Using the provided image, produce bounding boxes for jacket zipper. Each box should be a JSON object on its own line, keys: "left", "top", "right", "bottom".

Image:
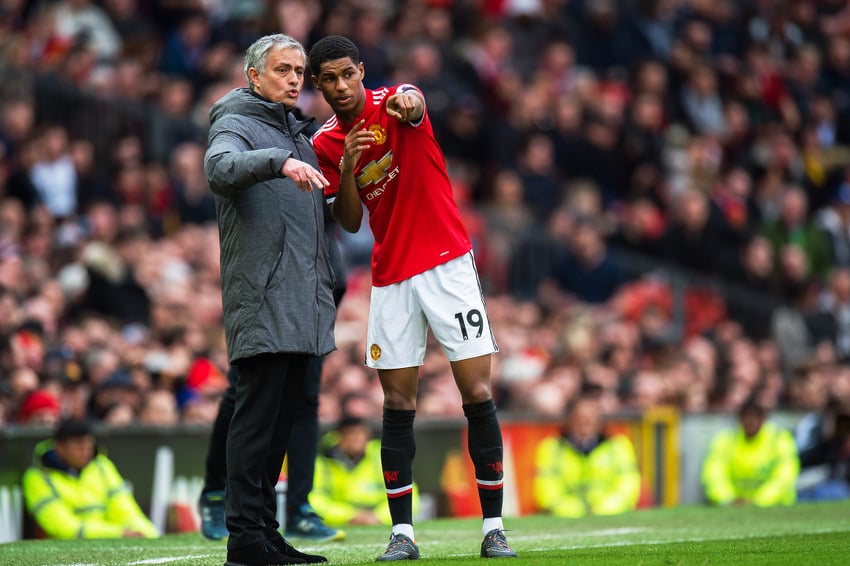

{"left": 287, "top": 110, "right": 323, "bottom": 352}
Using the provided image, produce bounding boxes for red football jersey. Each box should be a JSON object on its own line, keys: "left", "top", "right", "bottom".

{"left": 312, "top": 85, "right": 471, "bottom": 287}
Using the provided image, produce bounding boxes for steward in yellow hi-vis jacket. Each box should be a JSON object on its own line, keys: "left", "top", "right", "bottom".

{"left": 534, "top": 396, "right": 641, "bottom": 518}
{"left": 702, "top": 401, "right": 799, "bottom": 507}
{"left": 309, "top": 416, "right": 419, "bottom": 526}
{"left": 22, "top": 419, "right": 159, "bottom": 539}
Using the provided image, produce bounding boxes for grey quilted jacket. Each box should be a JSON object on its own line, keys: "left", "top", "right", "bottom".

{"left": 204, "top": 88, "right": 336, "bottom": 362}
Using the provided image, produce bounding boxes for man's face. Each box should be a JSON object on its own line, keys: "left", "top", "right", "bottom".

{"left": 569, "top": 399, "right": 602, "bottom": 444}
{"left": 249, "top": 46, "right": 304, "bottom": 108}
{"left": 55, "top": 434, "right": 95, "bottom": 471}
{"left": 740, "top": 411, "right": 765, "bottom": 438}
{"left": 311, "top": 57, "right": 366, "bottom": 119}
{"left": 338, "top": 423, "right": 371, "bottom": 459}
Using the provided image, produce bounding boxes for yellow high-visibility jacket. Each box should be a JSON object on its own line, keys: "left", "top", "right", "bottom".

{"left": 309, "top": 437, "right": 419, "bottom": 526}
{"left": 533, "top": 433, "right": 641, "bottom": 518}
{"left": 702, "top": 422, "right": 799, "bottom": 507}
{"left": 22, "top": 440, "right": 160, "bottom": 539}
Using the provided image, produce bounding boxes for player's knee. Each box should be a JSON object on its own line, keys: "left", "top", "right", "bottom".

{"left": 383, "top": 389, "right": 416, "bottom": 410}
{"left": 459, "top": 381, "right": 492, "bottom": 405}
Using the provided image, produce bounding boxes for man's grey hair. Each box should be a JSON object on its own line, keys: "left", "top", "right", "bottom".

{"left": 244, "top": 34, "right": 306, "bottom": 90}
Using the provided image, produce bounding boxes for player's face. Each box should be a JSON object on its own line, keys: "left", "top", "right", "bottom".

{"left": 311, "top": 57, "right": 366, "bottom": 122}
{"left": 249, "top": 46, "right": 304, "bottom": 109}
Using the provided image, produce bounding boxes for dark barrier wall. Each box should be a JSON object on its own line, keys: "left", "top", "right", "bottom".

{"left": 0, "top": 410, "right": 682, "bottom": 523}
{"left": 0, "top": 424, "right": 212, "bottom": 507}
{"left": 0, "top": 420, "right": 473, "bottom": 518}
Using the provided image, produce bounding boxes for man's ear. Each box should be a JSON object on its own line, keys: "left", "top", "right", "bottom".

{"left": 247, "top": 67, "right": 259, "bottom": 90}
{"left": 359, "top": 62, "right": 365, "bottom": 82}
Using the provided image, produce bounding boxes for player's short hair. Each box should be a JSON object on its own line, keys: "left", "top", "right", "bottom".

{"left": 308, "top": 35, "right": 360, "bottom": 76}
{"left": 244, "top": 34, "right": 306, "bottom": 90}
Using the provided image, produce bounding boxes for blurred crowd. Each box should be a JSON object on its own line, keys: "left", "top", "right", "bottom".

{"left": 2, "top": 0, "right": 850, "bottom": 432}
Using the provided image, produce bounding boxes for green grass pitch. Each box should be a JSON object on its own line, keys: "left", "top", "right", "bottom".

{"left": 1, "top": 501, "right": 848, "bottom": 565}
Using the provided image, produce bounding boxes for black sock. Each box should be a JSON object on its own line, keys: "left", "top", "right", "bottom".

{"left": 381, "top": 408, "right": 416, "bottom": 525}
{"left": 463, "top": 399, "right": 504, "bottom": 519}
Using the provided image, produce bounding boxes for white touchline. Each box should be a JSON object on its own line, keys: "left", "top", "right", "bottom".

{"left": 126, "top": 554, "right": 216, "bottom": 565}
{"left": 528, "top": 526, "right": 850, "bottom": 551}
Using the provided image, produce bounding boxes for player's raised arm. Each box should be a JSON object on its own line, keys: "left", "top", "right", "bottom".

{"left": 331, "top": 118, "right": 373, "bottom": 232}
{"left": 385, "top": 86, "right": 424, "bottom": 123}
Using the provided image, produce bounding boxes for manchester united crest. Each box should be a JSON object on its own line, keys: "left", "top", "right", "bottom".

{"left": 370, "top": 343, "right": 382, "bottom": 361}
{"left": 369, "top": 124, "right": 387, "bottom": 145}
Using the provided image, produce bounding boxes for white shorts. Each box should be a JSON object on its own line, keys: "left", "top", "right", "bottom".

{"left": 365, "top": 252, "right": 499, "bottom": 369}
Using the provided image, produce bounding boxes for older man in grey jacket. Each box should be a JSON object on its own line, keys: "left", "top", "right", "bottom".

{"left": 204, "top": 34, "right": 335, "bottom": 566}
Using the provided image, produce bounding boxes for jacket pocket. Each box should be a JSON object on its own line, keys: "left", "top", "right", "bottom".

{"left": 264, "top": 226, "right": 287, "bottom": 289}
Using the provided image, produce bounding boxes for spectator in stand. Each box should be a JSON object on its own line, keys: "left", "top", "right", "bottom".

{"left": 480, "top": 169, "right": 534, "bottom": 293}
{"left": 564, "top": 112, "right": 626, "bottom": 205}
{"left": 102, "top": 0, "right": 157, "bottom": 58}
{"left": 712, "top": 167, "right": 761, "bottom": 243}
{"left": 152, "top": 78, "right": 203, "bottom": 160}
{"left": 78, "top": 229, "right": 151, "bottom": 326}
{"left": 169, "top": 142, "right": 217, "bottom": 225}
{"left": 555, "top": 218, "right": 626, "bottom": 305}
{"left": 22, "top": 418, "right": 159, "bottom": 539}
{"left": 621, "top": 91, "right": 666, "bottom": 202}
{"left": 680, "top": 64, "right": 726, "bottom": 137}
{"left": 87, "top": 369, "right": 141, "bottom": 423}
{"left": 820, "top": 34, "right": 850, "bottom": 99}
{"left": 702, "top": 400, "right": 800, "bottom": 507}
{"left": 723, "top": 234, "right": 782, "bottom": 340}
{"left": 726, "top": 234, "right": 776, "bottom": 292}
{"left": 796, "top": 402, "right": 850, "bottom": 502}
{"left": 762, "top": 186, "right": 833, "bottom": 281}
{"left": 609, "top": 197, "right": 665, "bottom": 257}
{"left": 660, "top": 188, "right": 736, "bottom": 275}
{"left": 816, "top": 183, "right": 850, "bottom": 268}
{"left": 176, "top": 356, "right": 227, "bottom": 425}
{"left": 573, "top": 0, "right": 641, "bottom": 73}
{"left": 138, "top": 388, "right": 178, "bottom": 425}
{"left": 159, "top": 10, "right": 209, "bottom": 76}
{"left": 310, "top": 415, "right": 420, "bottom": 528}
{"left": 29, "top": 125, "right": 78, "bottom": 220}
{"left": 790, "top": 363, "right": 836, "bottom": 492}
{"left": 507, "top": 207, "right": 574, "bottom": 300}
{"left": 4, "top": 366, "right": 38, "bottom": 409}
{"left": 533, "top": 394, "right": 641, "bottom": 518}
{"left": 17, "top": 388, "right": 62, "bottom": 427}
{"left": 52, "top": 0, "right": 122, "bottom": 64}
{"left": 515, "top": 132, "right": 562, "bottom": 222}
{"left": 773, "top": 244, "right": 816, "bottom": 303}
{"left": 816, "top": 267, "right": 850, "bottom": 361}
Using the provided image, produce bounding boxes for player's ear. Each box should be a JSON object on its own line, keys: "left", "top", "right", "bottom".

{"left": 359, "top": 62, "right": 365, "bottom": 82}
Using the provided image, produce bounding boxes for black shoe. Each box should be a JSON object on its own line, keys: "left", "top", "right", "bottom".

{"left": 376, "top": 533, "right": 420, "bottom": 561}
{"left": 224, "top": 540, "right": 306, "bottom": 565}
{"left": 480, "top": 529, "right": 517, "bottom": 558}
{"left": 267, "top": 533, "right": 328, "bottom": 564}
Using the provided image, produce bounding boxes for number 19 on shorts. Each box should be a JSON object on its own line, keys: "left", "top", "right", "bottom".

{"left": 454, "top": 309, "right": 484, "bottom": 340}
